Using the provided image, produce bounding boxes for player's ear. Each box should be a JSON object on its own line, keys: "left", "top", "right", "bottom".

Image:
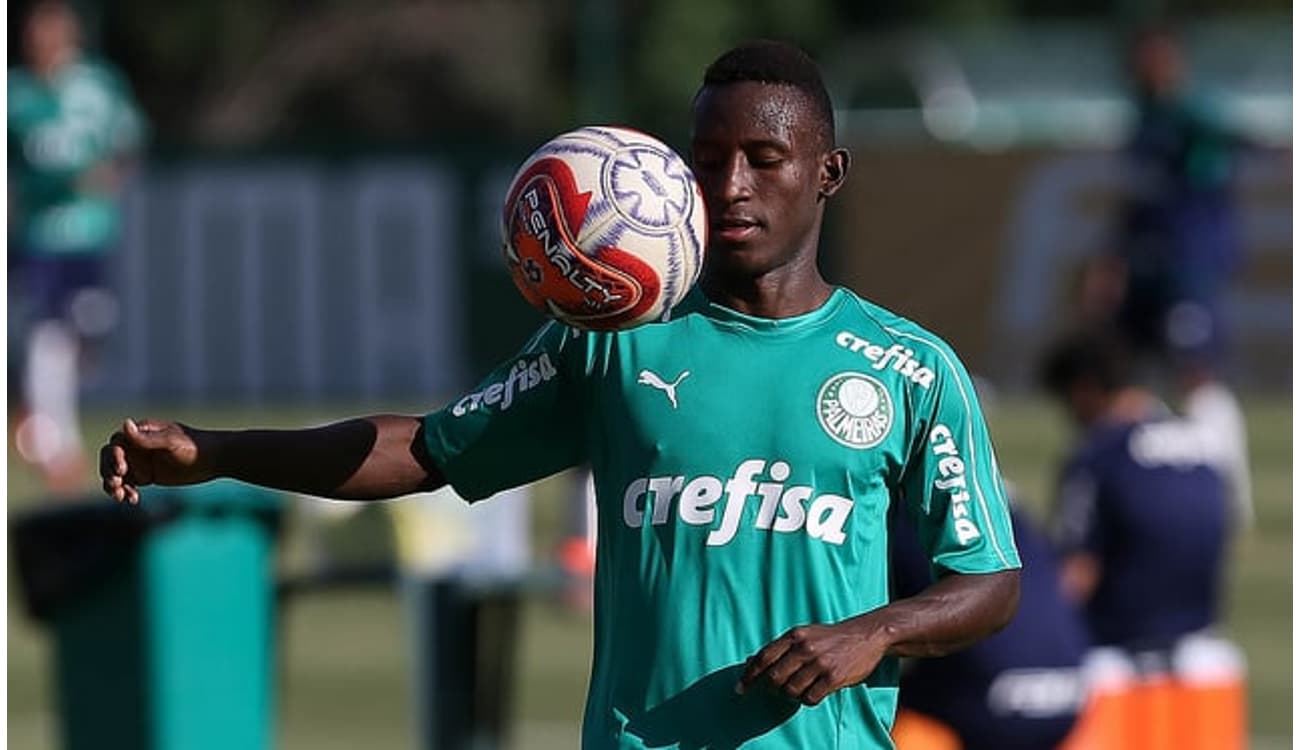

{"left": 819, "top": 148, "right": 850, "bottom": 199}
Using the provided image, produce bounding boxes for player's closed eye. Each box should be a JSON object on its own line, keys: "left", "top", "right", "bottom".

{"left": 747, "top": 149, "right": 785, "bottom": 168}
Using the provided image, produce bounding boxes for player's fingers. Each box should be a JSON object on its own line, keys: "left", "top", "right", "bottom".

{"left": 114, "top": 426, "right": 158, "bottom": 487}
{"left": 99, "top": 442, "right": 117, "bottom": 482}
{"left": 755, "top": 649, "right": 814, "bottom": 694}
{"left": 126, "top": 484, "right": 140, "bottom": 505}
{"left": 779, "top": 661, "right": 825, "bottom": 702}
{"left": 104, "top": 476, "right": 125, "bottom": 503}
{"left": 798, "top": 674, "right": 837, "bottom": 706}
{"left": 126, "top": 417, "right": 177, "bottom": 449}
{"left": 737, "top": 638, "right": 793, "bottom": 693}
{"left": 108, "top": 430, "right": 134, "bottom": 470}
{"left": 101, "top": 440, "right": 128, "bottom": 478}
{"left": 124, "top": 418, "right": 160, "bottom": 448}
{"left": 113, "top": 442, "right": 128, "bottom": 476}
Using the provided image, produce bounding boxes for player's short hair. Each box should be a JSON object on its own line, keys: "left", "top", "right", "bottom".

{"left": 24, "top": 0, "right": 74, "bottom": 22}
{"left": 701, "top": 40, "right": 836, "bottom": 148}
{"left": 1038, "top": 330, "right": 1133, "bottom": 396}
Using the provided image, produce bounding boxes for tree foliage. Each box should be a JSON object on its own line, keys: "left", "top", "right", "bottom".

{"left": 11, "top": 0, "right": 1280, "bottom": 146}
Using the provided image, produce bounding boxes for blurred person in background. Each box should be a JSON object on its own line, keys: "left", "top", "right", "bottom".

{"left": 1039, "top": 330, "right": 1229, "bottom": 650}
{"left": 891, "top": 493, "right": 1089, "bottom": 750}
{"left": 1038, "top": 330, "right": 1245, "bottom": 750}
{"left": 9, "top": 0, "right": 147, "bottom": 493}
{"left": 1077, "top": 22, "right": 1252, "bottom": 528}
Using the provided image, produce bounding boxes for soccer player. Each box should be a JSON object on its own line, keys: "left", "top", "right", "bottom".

{"left": 1111, "top": 25, "right": 1243, "bottom": 364}
{"left": 10, "top": 0, "right": 147, "bottom": 493}
{"left": 100, "top": 41, "right": 1020, "bottom": 747}
{"left": 1077, "top": 23, "right": 1253, "bottom": 528}
{"left": 1038, "top": 330, "right": 1243, "bottom": 750}
{"left": 1038, "top": 331, "right": 1228, "bottom": 650}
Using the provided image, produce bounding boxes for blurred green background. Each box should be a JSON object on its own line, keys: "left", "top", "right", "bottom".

{"left": 7, "top": 396, "right": 1291, "bottom": 749}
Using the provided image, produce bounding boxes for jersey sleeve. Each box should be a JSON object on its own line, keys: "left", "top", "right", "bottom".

{"left": 102, "top": 64, "right": 148, "bottom": 154}
{"left": 423, "top": 321, "right": 590, "bottom": 502}
{"left": 899, "top": 343, "right": 1021, "bottom": 577}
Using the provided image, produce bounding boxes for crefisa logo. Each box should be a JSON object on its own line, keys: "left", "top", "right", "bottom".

{"left": 817, "top": 372, "right": 893, "bottom": 449}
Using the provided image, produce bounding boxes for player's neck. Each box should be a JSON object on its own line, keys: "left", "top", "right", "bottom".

{"left": 701, "top": 265, "right": 834, "bottom": 320}
{"left": 31, "top": 50, "right": 78, "bottom": 80}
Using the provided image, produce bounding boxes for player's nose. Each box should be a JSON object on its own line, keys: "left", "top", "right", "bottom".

{"left": 717, "top": 153, "right": 754, "bottom": 203}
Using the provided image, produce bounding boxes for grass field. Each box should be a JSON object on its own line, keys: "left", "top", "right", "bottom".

{"left": 7, "top": 395, "right": 1292, "bottom": 749}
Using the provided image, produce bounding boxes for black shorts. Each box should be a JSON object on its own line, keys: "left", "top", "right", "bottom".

{"left": 13, "top": 251, "right": 116, "bottom": 336}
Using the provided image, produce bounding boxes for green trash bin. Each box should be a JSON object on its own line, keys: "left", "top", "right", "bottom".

{"left": 12, "top": 480, "right": 282, "bottom": 750}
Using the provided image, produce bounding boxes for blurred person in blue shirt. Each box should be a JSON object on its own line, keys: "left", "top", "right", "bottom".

{"left": 8, "top": 0, "right": 146, "bottom": 493}
{"left": 1079, "top": 24, "right": 1254, "bottom": 529}
{"left": 1038, "top": 330, "right": 1229, "bottom": 652}
{"left": 1085, "top": 24, "right": 1242, "bottom": 373}
{"left": 891, "top": 493, "right": 1089, "bottom": 750}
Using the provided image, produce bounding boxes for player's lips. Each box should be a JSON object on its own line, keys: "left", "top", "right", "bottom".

{"left": 711, "top": 216, "right": 763, "bottom": 243}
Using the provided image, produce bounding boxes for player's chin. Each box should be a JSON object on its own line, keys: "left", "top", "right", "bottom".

{"left": 705, "top": 236, "right": 775, "bottom": 274}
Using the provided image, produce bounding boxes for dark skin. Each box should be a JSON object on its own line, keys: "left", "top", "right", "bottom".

{"left": 693, "top": 82, "right": 1017, "bottom": 704}
{"left": 101, "top": 78, "right": 1019, "bottom": 708}
{"left": 691, "top": 82, "right": 847, "bottom": 318}
{"left": 100, "top": 415, "right": 441, "bottom": 504}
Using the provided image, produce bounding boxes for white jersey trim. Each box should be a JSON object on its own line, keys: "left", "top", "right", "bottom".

{"left": 883, "top": 324, "right": 1014, "bottom": 568}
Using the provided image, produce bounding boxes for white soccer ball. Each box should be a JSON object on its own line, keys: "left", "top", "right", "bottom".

{"left": 501, "top": 125, "right": 707, "bottom": 331}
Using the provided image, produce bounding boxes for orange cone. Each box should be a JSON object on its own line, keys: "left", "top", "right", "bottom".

{"left": 1059, "top": 648, "right": 1136, "bottom": 750}
{"left": 891, "top": 708, "right": 963, "bottom": 750}
{"left": 1170, "top": 634, "right": 1248, "bottom": 750}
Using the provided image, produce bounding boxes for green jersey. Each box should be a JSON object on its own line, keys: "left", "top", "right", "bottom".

{"left": 8, "top": 59, "right": 146, "bottom": 255}
{"left": 424, "top": 287, "right": 1020, "bottom": 748}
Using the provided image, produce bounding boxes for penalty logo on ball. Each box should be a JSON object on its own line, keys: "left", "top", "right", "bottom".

{"left": 503, "top": 157, "right": 660, "bottom": 327}
{"left": 816, "top": 372, "right": 893, "bottom": 449}
{"left": 500, "top": 126, "right": 705, "bottom": 332}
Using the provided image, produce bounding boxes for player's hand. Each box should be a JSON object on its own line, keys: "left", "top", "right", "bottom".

{"left": 99, "top": 419, "right": 212, "bottom": 504}
{"left": 736, "top": 620, "right": 890, "bottom": 706}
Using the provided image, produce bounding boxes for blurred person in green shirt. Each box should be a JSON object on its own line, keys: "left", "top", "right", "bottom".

{"left": 1078, "top": 23, "right": 1253, "bottom": 531}
{"left": 9, "top": 0, "right": 146, "bottom": 493}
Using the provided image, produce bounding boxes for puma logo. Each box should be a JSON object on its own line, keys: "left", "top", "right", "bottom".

{"left": 637, "top": 369, "right": 691, "bottom": 409}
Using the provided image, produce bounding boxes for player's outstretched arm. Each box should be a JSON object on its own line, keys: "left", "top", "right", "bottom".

{"left": 738, "top": 569, "right": 1019, "bottom": 706}
{"left": 99, "top": 416, "right": 445, "bottom": 504}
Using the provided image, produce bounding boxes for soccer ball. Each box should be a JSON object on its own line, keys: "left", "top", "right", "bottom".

{"left": 501, "top": 125, "right": 707, "bottom": 331}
